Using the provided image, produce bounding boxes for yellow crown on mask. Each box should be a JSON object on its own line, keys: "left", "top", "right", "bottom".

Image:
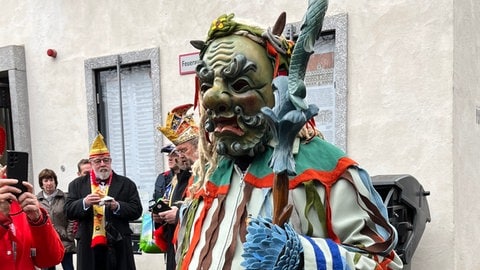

{"left": 158, "top": 104, "right": 199, "bottom": 146}
{"left": 89, "top": 133, "right": 110, "bottom": 157}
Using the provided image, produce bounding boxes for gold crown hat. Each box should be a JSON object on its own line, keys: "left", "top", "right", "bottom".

{"left": 89, "top": 133, "right": 110, "bottom": 158}
{"left": 158, "top": 104, "right": 199, "bottom": 146}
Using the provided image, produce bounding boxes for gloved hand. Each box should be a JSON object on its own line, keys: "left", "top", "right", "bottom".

{"left": 242, "top": 216, "right": 303, "bottom": 270}
{"left": 261, "top": 76, "right": 319, "bottom": 176}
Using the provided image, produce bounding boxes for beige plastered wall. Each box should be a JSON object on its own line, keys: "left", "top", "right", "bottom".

{"left": 453, "top": 0, "right": 480, "bottom": 269}
{"left": 1, "top": 0, "right": 479, "bottom": 269}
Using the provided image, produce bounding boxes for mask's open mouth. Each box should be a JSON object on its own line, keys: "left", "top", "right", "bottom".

{"left": 213, "top": 116, "right": 245, "bottom": 136}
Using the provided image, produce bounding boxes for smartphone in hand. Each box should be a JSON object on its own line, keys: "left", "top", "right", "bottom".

{"left": 151, "top": 199, "right": 171, "bottom": 214}
{"left": 6, "top": 150, "right": 29, "bottom": 197}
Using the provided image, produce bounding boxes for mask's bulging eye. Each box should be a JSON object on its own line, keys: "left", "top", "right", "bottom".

{"left": 200, "top": 82, "right": 212, "bottom": 93}
{"left": 231, "top": 79, "right": 250, "bottom": 93}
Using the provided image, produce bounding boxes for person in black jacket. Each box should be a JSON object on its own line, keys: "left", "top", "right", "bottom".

{"left": 65, "top": 133, "right": 142, "bottom": 270}
{"left": 152, "top": 144, "right": 179, "bottom": 202}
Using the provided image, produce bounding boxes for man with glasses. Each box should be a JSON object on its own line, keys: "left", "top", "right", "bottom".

{"left": 65, "top": 133, "right": 142, "bottom": 270}
{"left": 172, "top": 137, "right": 198, "bottom": 172}
{"left": 154, "top": 104, "right": 199, "bottom": 270}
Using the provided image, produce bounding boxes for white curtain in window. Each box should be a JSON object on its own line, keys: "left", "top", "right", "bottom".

{"left": 100, "top": 65, "right": 156, "bottom": 210}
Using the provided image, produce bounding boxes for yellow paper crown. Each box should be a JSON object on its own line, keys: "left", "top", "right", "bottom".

{"left": 157, "top": 104, "right": 199, "bottom": 146}
{"left": 89, "top": 133, "right": 110, "bottom": 157}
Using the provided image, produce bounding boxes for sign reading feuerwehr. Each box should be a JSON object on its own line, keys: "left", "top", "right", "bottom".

{"left": 179, "top": 52, "right": 200, "bottom": 75}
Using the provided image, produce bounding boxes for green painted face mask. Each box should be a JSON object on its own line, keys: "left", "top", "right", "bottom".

{"left": 199, "top": 35, "right": 275, "bottom": 158}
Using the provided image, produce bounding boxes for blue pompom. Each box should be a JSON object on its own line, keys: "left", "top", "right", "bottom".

{"left": 242, "top": 217, "right": 303, "bottom": 270}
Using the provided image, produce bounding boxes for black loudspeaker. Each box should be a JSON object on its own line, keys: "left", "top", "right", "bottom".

{"left": 372, "top": 174, "right": 431, "bottom": 269}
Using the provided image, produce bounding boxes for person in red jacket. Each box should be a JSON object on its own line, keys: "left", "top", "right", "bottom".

{"left": 0, "top": 166, "right": 65, "bottom": 270}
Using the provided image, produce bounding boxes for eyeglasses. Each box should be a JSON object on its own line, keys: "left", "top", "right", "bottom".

{"left": 174, "top": 148, "right": 188, "bottom": 154}
{"left": 91, "top": 157, "right": 112, "bottom": 164}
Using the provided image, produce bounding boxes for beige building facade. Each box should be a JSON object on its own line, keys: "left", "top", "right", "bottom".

{"left": 1, "top": 0, "right": 479, "bottom": 269}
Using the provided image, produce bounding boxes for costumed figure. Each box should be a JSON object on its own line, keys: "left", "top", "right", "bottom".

{"left": 174, "top": 1, "right": 404, "bottom": 269}
{"left": 65, "top": 133, "right": 142, "bottom": 270}
{"left": 154, "top": 104, "right": 199, "bottom": 270}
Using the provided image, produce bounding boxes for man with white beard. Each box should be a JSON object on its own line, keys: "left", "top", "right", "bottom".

{"left": 65, "top": 133, "right": 142, "bottom": 270}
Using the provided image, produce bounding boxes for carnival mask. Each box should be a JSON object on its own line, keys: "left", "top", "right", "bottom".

{"left": 197, "top": 35, "right": 275, "bottom": 158}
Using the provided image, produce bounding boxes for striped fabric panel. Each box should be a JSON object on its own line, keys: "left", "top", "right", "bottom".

{"left": 301, "top": 235, "right": 351, "bottom": 270}
{"left": 197, "top": 195, "right": 227, "bottom": 268}
{"left": 326, "top": 238, "right": 345, "bottom": 270}
{"left": 303, "top": 235, "right": 327, "bottom": 269}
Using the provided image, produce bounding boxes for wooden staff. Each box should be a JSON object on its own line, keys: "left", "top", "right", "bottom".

{"left": 266, "top": 0, "right": 328, "bottom": 226}
{"left": 273, "top": 173, "right": 293, "bottom": 225}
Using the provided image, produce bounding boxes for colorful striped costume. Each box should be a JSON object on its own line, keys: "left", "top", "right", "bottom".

{"left": 175, "top": 137, "right": 403, "bottom": 269}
